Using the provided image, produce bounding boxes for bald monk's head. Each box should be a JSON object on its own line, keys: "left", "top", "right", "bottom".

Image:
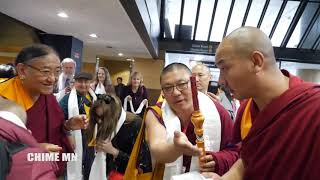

{"left": 0, "top": 96, "right": 27, "bottom": 124}
{"left": 192, "top": 64, "right": 212, "bottom": 93}
{"left": 215, "top": 26, "right": 282, "bottom": 100}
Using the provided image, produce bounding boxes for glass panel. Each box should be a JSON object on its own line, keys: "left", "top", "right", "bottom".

{"left": 165, "top": 52, "right": 214, "bottom": 68}
{"left": 260, "top": 0, "right": 282, "bottom": 36}
{"left": 301, "top": 3, "right": 320, "bottom": 49}
{"left": 271, "top": 1, "right": 300, "bottom": 47}
{"left": 182, "top": 0, "right": 199, "bottom": 39}
{"left": 209, "top": 0, "right": 232, "bottom": 42}
{"left": 245, "top": 0, "right": 266, "bottom": 27}
{"left": 287, "top": 3, "right": 318, "bottom": 48}
{"left": 195, "top": 0, "right": 216, "bottom": 41}
{"left": 226, "top": 0, "right": 249, "bottom": 35}
{"left": 280, "top": 61, "right": 320, "bottom": 82}
{"left": 165, "top": 0, "right": 182, "bottom": 38}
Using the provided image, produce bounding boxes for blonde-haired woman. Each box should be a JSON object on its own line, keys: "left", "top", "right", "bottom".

{"left": 121, "top": 72, "right": 148, "bottom": 117}
{"left": 91, "top": 67, "right": 115, "bottom": 95}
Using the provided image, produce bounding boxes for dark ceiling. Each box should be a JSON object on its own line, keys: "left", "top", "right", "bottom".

{"left": 159, "top": 0, "right": 320, "bottom": 62}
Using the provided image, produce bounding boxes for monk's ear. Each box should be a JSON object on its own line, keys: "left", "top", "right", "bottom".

{"left": 15, "top": 63, "right": 27, "bottom": 77}
{"left": 250, "top": 51, "right": 264, "bottom": 73}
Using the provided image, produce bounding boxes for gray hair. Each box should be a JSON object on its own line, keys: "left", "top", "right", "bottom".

{"left": 61, "top": 58, "right": 76, "bottom": 67}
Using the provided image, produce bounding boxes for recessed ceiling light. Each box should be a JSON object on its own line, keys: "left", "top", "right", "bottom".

{"left": 118, "top": 53, "right": 123, "bottom": 56}
{"left": 89, "top": 34, "right": 98, "bottom": 38}
{"left": 57, "top": 12, "right": 68, "bottom": 18}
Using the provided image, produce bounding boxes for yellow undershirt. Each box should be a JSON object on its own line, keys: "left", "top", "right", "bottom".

{"left": 241, "top": 98, "right": 253, "bottom": 140}
{"left": 0, "top": 77, "right": 33, "bottom": 110}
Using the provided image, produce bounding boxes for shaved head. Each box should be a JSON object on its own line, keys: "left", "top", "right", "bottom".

{"left": 217, "top": 26, "right": 276, "bottom": 67}
{"left": 215, "top": 27, "right": 282, "bottom": 100}
{"left": 215, "top": 26, "right": 291, "bottom": 110}
{"left": 192, "top": 64, "right": 210, "bottom": 74}
{"left": 192, "top": 64, "right": 212, "bottom": 93}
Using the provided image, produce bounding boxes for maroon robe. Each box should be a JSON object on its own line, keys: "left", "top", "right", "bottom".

{"left": 234, "top": 70, "right": 320, "bottom": 179}
{"left": 150, "top": 100, "right": 239, "bottom": 175}
{"left": 26, "top": 94, "right": 73, "bottom": 176}
{"left": 0, "top": 118, "right": 58, "bottom": 180}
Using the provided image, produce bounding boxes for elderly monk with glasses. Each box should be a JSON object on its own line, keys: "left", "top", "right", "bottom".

{"left": 0, "top": 44, "right": 89, "bottom": 178}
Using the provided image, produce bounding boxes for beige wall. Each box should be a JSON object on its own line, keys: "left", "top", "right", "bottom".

{"left": 101, "top": 59, "right": 131, "bottom": 86}
{"left": 0, "top": 14, "right": 39, "bottom": 47}
{"left": 0, "top": 14, "right": 38, "bottom": 65}
{"left": 81, "top": 62, "right": 96, "bottom": 75}
{"left": 133, "top": 58, "right": 164, "bottom": 89}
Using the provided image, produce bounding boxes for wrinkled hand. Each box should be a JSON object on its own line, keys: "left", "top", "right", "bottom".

{"left": 207, "top": 92, "right": 220, "bottom": 102}
{"left": 200, "top": 154, "right": 216, "bottom": 172}
{"left": 40, "top": 143, "right": 62, "bottom": 152}
{"left": 202, "top": 172, "right": 222, "bottom": 180}
{"left": 96, "top": 140, "right": 119, "bottom": 157}
{"left": 65, "top": 114, "right": 89, "bottom": 130}
{"left": 173, "top": 131, "right": 201, "bottom": 156}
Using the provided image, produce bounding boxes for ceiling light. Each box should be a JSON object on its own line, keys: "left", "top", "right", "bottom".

{"left": 90, "top": 34, "right": 98, "bottom": 38}
{"left": 57, "top": 12, "right": 68, "bottom": 18}
{"left": 118, "top": 53, "right": 123, "bottom": 56}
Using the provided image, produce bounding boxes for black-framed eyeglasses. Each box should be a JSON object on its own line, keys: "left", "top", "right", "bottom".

{"left": 24, "top": 63, "right": 61, "bottom": 78}
{"left": 161, "top": 81, "right": 189, "bottom": 94}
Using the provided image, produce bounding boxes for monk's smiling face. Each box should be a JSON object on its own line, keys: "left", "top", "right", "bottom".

{"left": 18, "top": 53, "right": 61, "bottom": 96}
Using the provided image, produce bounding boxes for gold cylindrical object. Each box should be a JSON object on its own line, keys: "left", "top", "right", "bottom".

{"left": 191, "top": 110, "right": 206, "bottom": 166}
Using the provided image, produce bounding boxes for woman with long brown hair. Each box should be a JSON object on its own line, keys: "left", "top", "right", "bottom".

{"left": 91, "top": 67, "right": 114, "bottom": 95}
{"left": 86, "top": 93, "right": 151, "bottom": 180}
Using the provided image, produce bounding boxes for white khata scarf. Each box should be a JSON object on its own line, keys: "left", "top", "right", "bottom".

{"left": 89, "top": 108, "right": 127, "bottom": 180}
{"left": 162, "top": 92, "right": 221, "bottom": 180}
{"left": 95, "top": 82, "right": 106, "bottom": 95}
{"left": 67, "top": 87, "right": 97, "bottom": 180}
{"left": 0, "top": 111, "right": 27, "bottom": 129}
{"left": 123, "top": 95, "right": 148, "bottom": 114}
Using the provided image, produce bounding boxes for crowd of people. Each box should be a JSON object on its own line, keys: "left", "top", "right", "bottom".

{"left": 0, "top": 26, "right": 319, "bottom": 180}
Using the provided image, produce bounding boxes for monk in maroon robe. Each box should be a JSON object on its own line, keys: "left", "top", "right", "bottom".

{"left": 207, "top": 27, "right": 320, "bottom": 180}
{"left": 0, "top": 44, "right": 89, "bottom": 177}
{"left": 26, "top": 94, "right": 73, "bottom": 176}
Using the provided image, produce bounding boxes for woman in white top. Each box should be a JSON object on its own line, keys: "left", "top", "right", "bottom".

{"left": 91, "top": 67, "right": 115, "bottom": 95}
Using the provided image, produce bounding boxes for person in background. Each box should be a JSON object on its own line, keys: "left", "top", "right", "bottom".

{"left": 115, "top": 77, "right": 125, "bottom": 98}
{"left": 192, "top": 64, "right": 236, "bottom": 120}
{"left": 121, "top": 72, "right": 148, "bottom": 117}
{"left": 86, "top": 93, "right": 152, "bottom": 180}
{"left": 59, "top": 72, "right": 97, "bottom": 180}
{"left": 216, "top": 85, "right": 237, "bottom": 121}
{"left": 55, "top": 58, "right": 76, "bottom": 101}
{"left": 207, "top": 26, "right": 320, "bottom": 179}
{"left": 91, "top": 67, "right": 115, "bottom": 95}
{"left": 191, "top": 64, "right": 221, "bottom": 101}
{"left": 0, "top": 44, "right": 88, "bottom": 178}
{"left": 145, "top": 63, "right": 239, "bottom": 179}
